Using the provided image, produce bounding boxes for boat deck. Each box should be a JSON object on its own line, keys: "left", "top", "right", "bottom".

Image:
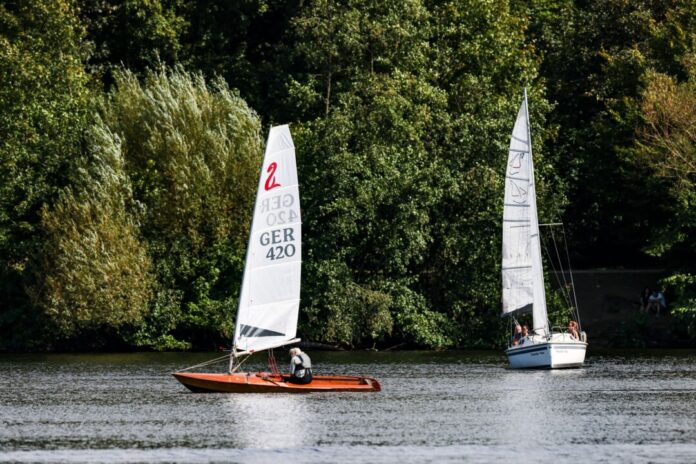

{"left": 173, "top": 372, "right": 381, "bottom": 393}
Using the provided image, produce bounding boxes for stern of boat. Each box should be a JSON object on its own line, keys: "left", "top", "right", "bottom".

{"left": 506, "top": 333, "right": 587, "bottom": 369}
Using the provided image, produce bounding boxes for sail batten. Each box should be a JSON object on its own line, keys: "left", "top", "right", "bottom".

{"left": 234, "top": 125, "right": 302, "bottom": 352}
{"left": 501, "top": 90, "right": 549, "bottom": 337}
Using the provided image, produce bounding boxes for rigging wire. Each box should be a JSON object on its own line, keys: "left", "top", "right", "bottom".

{"left": 550, "top": 226, "right": 575, "bottom": 309}
{"left": 561, "top": 223, "right": 582, "bottom": 330}
{"left": 539, "top": 223, "right": 583, "bottom": 331}
{"left": 229, "top": 353, "right": 252, "bottom": 373}
{"left": 177, "top": 354, "right": 230, "bottom": 372}
{"left": 268, "top": 348, "right": 281, "bottom": 375}
{"left": 540, "top": 228, "right": 573, "bottom": 311}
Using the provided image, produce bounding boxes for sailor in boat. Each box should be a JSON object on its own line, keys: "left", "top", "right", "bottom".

{"left": 568, "top": 320, "right": 580, "bottom": 340}
{"left": 288, "top": 347, "right": 313, "bottom": 384}
{"left": 511, "top": 323, "right": 522, "bottom": 346}
{"left": 519, "top": 325, "right": 530, "bottom": 345}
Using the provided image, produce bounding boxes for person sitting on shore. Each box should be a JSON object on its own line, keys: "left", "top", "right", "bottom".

{"left": 568, "top": 320, "right": 580, "bottom": 340}
{"left": 288, "top": 347, "right": 313, "bottom": 384}
{"left": 640, "top": 287, "right": 651, "bottom": 313}
{"left": 647, "top": 290, "right": 667, "bottom": 317}
{"left": 511, "top": 324, "right": 522, "bottom": 346}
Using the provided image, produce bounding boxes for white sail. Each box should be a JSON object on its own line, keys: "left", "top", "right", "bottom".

{"left": 234, "top": 125, "right": 302, "bottom": 353}
{"left": 501, "top": 90, "right": 548, "bottom": 337}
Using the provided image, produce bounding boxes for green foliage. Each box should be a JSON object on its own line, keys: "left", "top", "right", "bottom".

{"left": 667, "top": 280, "right": 696, "bottom": 340}
{"left": 523, "top": 0, "right": 696, "bottom": 266}
{"left": 635, "top": 63, "right": 696, "bottom": 340}
{"left": 178, "top": 0, "right": 299, "bottom": 119}
{"left": 290, "top": 0, "right": 552, "bottom": 348}
{"left": 290, "top": 0, "right": 430, "bottom": 116}
{"left": 82, "top": 0, "right": 187, "bottom": 75}
{"left": 99, "top": 66, "right": 263, "bottom": 348}
{"left": 0, "top": 0, "right": 94, "bottom": 263}
{"left": 2, "top": 0, "right": 695, "bottom": 351}
{"left": 545, "top": 285, "right": 574, "bottom": 329}
{"left": 28, "top": 123, "right": 153, "bottom": 338}
{"left": 635, "top": 62, "right": 696, "bottom": 258}
{"left": 663, "top": 274, "right": 696, "bottom": 340}
{"left": 0, "top": 0, "right": 95, "bottom": 349}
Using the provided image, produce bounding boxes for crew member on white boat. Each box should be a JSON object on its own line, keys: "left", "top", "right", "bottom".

{"left": 288, "top": 347, "right": 313, "bottom": 384}
{"left": 519, "top": 325, "right": 530, "bottom": 345}
{"left": 511, "top": 324, "right": 522, "bottom": 346}
{"left": 568, "top": 320, "right": 580, "bottom": 340}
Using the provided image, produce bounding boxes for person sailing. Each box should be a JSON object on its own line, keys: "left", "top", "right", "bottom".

{"left": 568, "top": 320, "right": 580, "bottom": 340}
{"left": 519, "top": 325, "right": 530, "bottom": 345}
{"left": 511, "top": 321, "right": 523, "bottom": 346}
{"left": 288, "top": 347, "right": 313, "bottom": 384}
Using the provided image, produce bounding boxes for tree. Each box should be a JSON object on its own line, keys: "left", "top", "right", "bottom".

{"left": 81, "top": 0, "right": 187, "bottom": 78}
{"left": 290, "top": 0, "right": 552, "bottom": 348}
{"left": 423, "top": 0, "right": 559, "bottom": 346}
{"left": 0, "top": 0, "right": 94, "bottom": 349}
{"left": 523, "top": 0, "right": 696, "bottom": 267}
{"left": 100, "top": 66, "right": 263, "bottom": 349}
{"left": 179, "top": 0, "right": 300, "bottom": 120}
{"left": 28, "top": 123, "right": 153, "bottom": 341}
{"left": 634, "top": 60, "right": 696, "bottom": 339}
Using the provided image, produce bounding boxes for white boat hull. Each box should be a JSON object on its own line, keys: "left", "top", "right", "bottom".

{"left": 506, "top": 334, "right": 587, "bottom": 369}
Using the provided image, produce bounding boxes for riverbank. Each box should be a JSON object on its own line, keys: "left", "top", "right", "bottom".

{"left": 557, "top": 269, "right": 693, "bottom": 348}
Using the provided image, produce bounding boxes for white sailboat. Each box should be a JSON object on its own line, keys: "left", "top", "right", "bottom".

{"left": 502, "top": 90, "right": 587, "bottom": 369}
{"left": 174, "top": 125, "right": 380, "bottom": 392}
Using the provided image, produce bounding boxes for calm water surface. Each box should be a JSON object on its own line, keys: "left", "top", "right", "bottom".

{"left": 1, "top": 350, "right": 695, "bottom": 463}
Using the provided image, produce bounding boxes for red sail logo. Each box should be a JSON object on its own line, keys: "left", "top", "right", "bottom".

{"left": 264, "top": 162, "right": 281, "bottom": 191}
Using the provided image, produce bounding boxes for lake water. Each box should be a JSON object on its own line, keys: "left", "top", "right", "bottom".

{"left": 1, "top": 350, "right": 695, "bottom": 463}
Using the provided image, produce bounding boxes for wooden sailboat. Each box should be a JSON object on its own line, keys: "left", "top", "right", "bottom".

{"left": 173, "top": 125, "right": 380, "bottom": 392}
{"left": 501, "top": 90, "right": 587, "bottom": 369}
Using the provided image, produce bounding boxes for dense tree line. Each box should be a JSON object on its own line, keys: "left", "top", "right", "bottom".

{"left": 0, "top": 0, "right": 694, "bottom": 350}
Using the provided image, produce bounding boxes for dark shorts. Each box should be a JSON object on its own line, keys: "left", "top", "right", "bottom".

{"left": 288, "top": 370, "right": 313, "bottom": 384}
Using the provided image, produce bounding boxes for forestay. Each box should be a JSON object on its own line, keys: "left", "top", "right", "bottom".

{"left": 501, "top": 90, "right": 549, "bottom": 336}
{"left": 234, "top": 125, "right": 302, "bottom": 353}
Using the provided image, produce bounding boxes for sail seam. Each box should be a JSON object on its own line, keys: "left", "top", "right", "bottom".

{"left": 511, "top": 134, "right": 529, "bottom": 144}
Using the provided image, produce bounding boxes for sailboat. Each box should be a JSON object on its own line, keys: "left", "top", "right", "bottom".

{"left": 173, "top": 125, "right": 380, "bottom": 392}
{"left": 502, "top": 90, "right": 587, "bottom": 369}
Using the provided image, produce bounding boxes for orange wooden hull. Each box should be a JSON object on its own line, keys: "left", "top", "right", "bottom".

{"left": 173, "top": 372, "right": 381, "bottom": 393}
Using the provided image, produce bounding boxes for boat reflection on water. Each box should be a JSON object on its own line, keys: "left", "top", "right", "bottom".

{"left": 222, "top": 393, "right": 310, "bottom": 449}
{"left": 496, "top": 371, "right": 546, "bottom": 444}
{"left": 496, "top": 367, "right": 594, "bottom": 446}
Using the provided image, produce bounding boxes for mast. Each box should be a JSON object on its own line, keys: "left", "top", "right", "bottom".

{"left": 230, "top": 134, "right": 265, "bottom": 372}
{"left": 501, "top": 89, "right": 549, "bottom": 337}
{"left": 524, "top": 88, "right": 549, "bottom": 337}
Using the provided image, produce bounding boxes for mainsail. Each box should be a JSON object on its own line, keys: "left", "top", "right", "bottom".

{"left": 501, "top": 90, "right": 549, "bottom": 337}
{"left": 234, "top": 125, "right": 302, "bottom": 353}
